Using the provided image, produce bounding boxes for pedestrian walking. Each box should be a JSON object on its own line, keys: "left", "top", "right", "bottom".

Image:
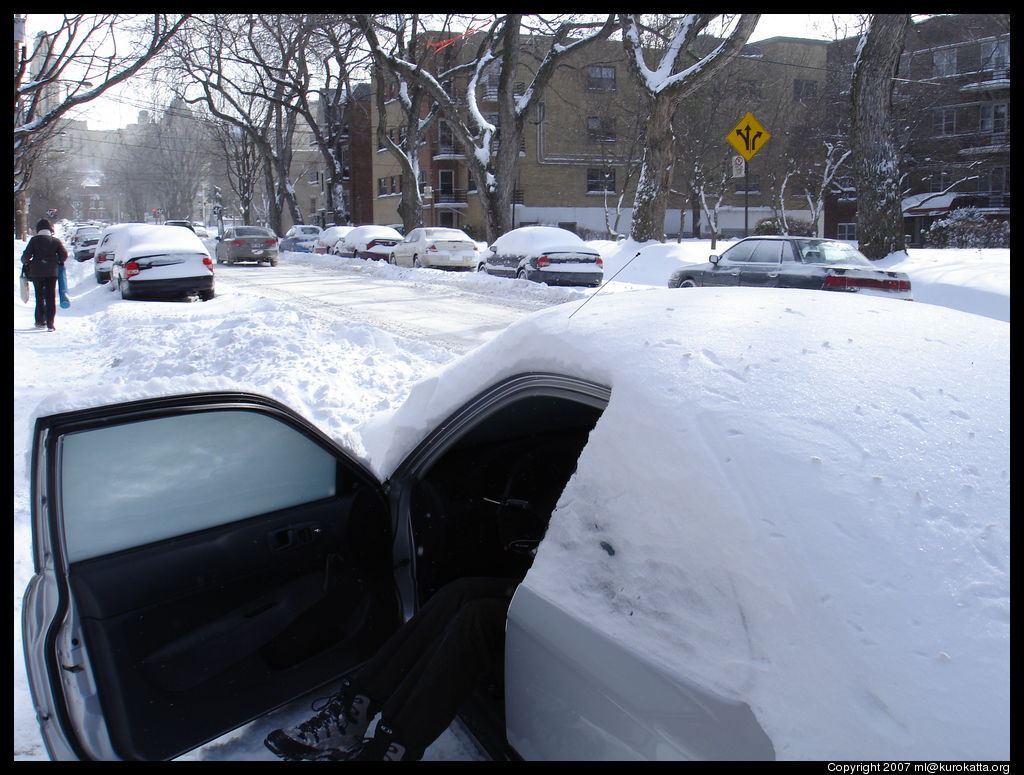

{"left": 20, "top": 219, "right": 68, "bottom": 331}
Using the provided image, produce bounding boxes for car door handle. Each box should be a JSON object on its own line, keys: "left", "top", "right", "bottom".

{"left": 269, "top": 523, "right": 321, "bottom": 551}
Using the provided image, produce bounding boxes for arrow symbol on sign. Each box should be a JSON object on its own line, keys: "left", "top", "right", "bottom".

{"left": 735, "top": 125, "right": 753, "bottom": 151}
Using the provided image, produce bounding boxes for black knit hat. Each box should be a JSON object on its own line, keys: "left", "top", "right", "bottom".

{"left": 36, "top": 219, "right": 53, "bottom": 232}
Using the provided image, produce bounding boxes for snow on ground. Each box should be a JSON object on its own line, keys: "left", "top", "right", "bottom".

{"left": 12, "top": 232, "right": 1009, "bottom": 760}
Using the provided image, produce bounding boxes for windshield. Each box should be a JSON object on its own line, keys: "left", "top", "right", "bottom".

{"left": 794, "top": 240, "right": 873, "bottom": 267}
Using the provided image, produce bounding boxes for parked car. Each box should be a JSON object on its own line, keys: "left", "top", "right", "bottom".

{"left": 480, "top": 226, "right": 603, "bottom": 287}
{"left": 313, "top": 225, "right": 354, "bottom": 255}
{"left": 215, "top": 226, "right": 279, "bottom": 266}
{"left": 337, "top": 225, "right": 403, "bottom": 260}
{"left": 69, "top": 225, "right": 102, "bottom": 262}
{"left": 108, "top": 223, "right": 215, "bottom": 301}
{"left": 163, "top": 220, "right": 196, "bottom": 233}
{"left": 667, "top": 236, "right": 913, "bottom": 299}
{"left": 279, "top": 224, "right": 323, "bottom": 253}
{"left": 388, "top": 227, "right": 480, "bottom": 270}
{"left": 21, "top": 288, "right": 1007, "bottom": 761}
{"left": 192, "top": 224, "right": 210, "bottom": 239}
{"left": 92, "top": 223, "right": 145, "bottom": 284}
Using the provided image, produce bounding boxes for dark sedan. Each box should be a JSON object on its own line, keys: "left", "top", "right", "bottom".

{"left": 668, "top": 237, "right": 912, "bottom": 300}
{"left": 480, "top": 226, "right": 603, "bottom": 287}
{"left": 215, "top": 226, "right": 279, "bottom": 266}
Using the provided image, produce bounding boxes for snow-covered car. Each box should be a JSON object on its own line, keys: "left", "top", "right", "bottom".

{"left": 338, "top": 225, "right": 403, "bottom": 260}
{"left": 388, "top": 227, "right": 480, "bottom": 270}
{"left": 69, "top": 225, "right": 102, "bottom": 262}
{"left": 215, "top": 226, "right": 279, "bottom": 266}
{"left": 163, "top": 220, "right": 196, "bottom": 233}
{"left": 313, "top": 225, "right": 354, "bottom": 255}
{"left": 279, "top": 224, "right": 323, "bottom": 253}
{"left": 481, "top": 226, "right": 603, "bottom": 287}
{"left": 21, "top": 288, "right": 1008, "bottom": 761}
{"left": 108, "top": 223, "right": 215, "bottom": 301}
{"left": 92, "top": 222, "right": 145, "bottom": 284}
{"left": 668, "top": 236, "right": 913, "bottom": 300}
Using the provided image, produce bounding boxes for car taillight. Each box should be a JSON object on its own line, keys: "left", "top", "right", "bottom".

{"left": 231, "top": 239, "right": 245, "bottom": 246}
{"left": 265, "top": 239, "right": 276, "bottom": 246}
{"left": 96, "top": 252, "right": 110, "bottom": 264}
{"left": 125, "top": 261, "right": 140, "bottom": 278}
{"left": 203, "top": 256, "right": 214, "bottom": 272}
{"left": 537, "top": 255, "right": 550, "bottom": 268}
{"left": 427, "top": 243, "right": 438, "bottom": 252}
{"left": 596, "top": 257, "right": 604, "bottom": 268}
{"left": 824, "top": 275, "right": 910, "bottom": 292}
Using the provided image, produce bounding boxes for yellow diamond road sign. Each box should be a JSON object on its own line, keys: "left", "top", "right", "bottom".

{"left": 728, "top": 112, "right": 771, "bottom": 162}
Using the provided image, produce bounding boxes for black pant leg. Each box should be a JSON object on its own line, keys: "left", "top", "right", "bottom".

{"left": 33, "top": 277, "right": 57, "bottom": 327}
{"left": 381, "top": 596, "right": 509, "bottom": 759}
{"left": 351, "top": 576, "right": 516, "bottom": 706}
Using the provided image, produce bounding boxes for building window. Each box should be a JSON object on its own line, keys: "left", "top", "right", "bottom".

{"left": 377, "top": 178, "right": 386, "bottom": 197}
{"left": 586, "top": 65, "right": 616, "bottom": 91}
{"left": 586, "top": 116, "right": 616, "bottom": 142}
{"left": 932, "top": 47, "right": 957, "bottom": 77}
{"left": 980, "top": 38, "right": 1009, "bottom": 72}
{"left": 793, "top": 79, "right": 817, "bottom": 102}
{"left": 933, "top": 108, "right": 957, "bottom": 137}
{"left": 586, "top": 168, "right": 615, "bottom": 193}
{"left": 837, "top": 223, "right": 856, "bottom": 241}
{"left": 979, "top": 103, "right": 1009, "bottom": 135}
{"left": 978, "top": 166, "right": 1010, "bottom": 195}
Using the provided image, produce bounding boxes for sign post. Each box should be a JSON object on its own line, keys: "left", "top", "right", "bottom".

{"left": 726, "top": 112, "right": 771, "bottom": 237}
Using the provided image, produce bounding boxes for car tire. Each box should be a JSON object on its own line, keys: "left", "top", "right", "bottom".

{"left": 678, "top": 278, "right": 697, "bottom": 288}
{"left": 413, "top": 255, "right": 422, "bottom": 268}
{"left": 270, "top": 259, "right": 277, "bottom": 267}
{"left": 199, "top": 289, "right": 215, "bottom": 301}
{"left": 388, "top": 254, "right": 396, "bottom": 265}
{"left": 476, "top": 262, "right": 487, "bottom": 273}
{"left": 516, "top": 269, "right": 528, "bottom": 280}
{"left": 119, "top": 278, "right": 133, "bottom": 300}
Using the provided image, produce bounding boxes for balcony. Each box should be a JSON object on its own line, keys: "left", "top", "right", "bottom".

{"left": 432, "top": 142, "right": 464, "bottom": 159}
{"left": 958, "top": 132, "right": 1010, "bottom": 156}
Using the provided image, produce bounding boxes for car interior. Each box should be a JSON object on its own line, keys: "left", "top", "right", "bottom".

{"left": 403, "top": 393, "right": 606, "bottom": 759}
{"left": 52, "top": 390, "right": 604, "bottom": 760}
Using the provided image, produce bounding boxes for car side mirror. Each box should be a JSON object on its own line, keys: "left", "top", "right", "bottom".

{"left": 709, "top": 254, "right": 720, "bottom": 264}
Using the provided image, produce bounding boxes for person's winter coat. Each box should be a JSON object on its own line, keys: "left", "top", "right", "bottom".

{"left": 21, "top": 230, "right": 68, "bottom": 279}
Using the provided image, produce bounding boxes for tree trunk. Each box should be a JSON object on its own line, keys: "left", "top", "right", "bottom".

{"left": 851, "top": 14, "right": 910, "bottom": 259}
{"left": 630, "top": 95, "right": 676, "bottom": 242}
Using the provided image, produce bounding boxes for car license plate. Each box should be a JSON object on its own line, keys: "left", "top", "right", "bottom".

{"left": 253, "top": 248, "right": 263, "bottom": 255}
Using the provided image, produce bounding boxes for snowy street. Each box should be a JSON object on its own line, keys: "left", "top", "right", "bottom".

{"left": 13, "top": 238, "right": 1009, "bottom": 761}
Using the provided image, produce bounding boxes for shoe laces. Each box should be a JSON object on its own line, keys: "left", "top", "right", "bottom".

{"left": 296, "top": 695, "right": 351, "bottom": 743}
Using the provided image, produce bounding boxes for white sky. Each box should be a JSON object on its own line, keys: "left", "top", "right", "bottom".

{"left": 20, "top": 14, "right": 860, "bottom": 131}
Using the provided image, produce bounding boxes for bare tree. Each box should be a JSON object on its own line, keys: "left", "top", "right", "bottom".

{"left": 14, "top": 14, "right": 190, "bottom": 237}
{"left": 358, "top": 13, "right": 617, "bottom": 242}
{"left": 209, "top": 122, "right": 263, "bottom": 226}
{"left": 850, "top": 14, "right": 911, "bottom": 259}
{"left": 619, "top": 13, "right": 759, "bottom": 242}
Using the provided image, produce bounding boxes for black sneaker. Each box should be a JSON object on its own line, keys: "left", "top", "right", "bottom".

{"left": 264, "top": 684, "right": 372, "bottom": 761}
{"left": 354, "top": 722, "right": 409, "bottom": 761}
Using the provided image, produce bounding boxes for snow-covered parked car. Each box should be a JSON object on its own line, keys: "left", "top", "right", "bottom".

{"left": 279, "top": 224, "right": 322, "bottom": 253}
{"left": 337, "top": 225, "right": 403, "bottom": 260}
{"left": 108, "top": 223, "right": 215, "bottom": 301}
{"left": 480, "top": 226, "right": 603, "bottom": 287}
{"left": 21, "top": 287, "right": 1008, "bottom": 761}
{"left": 313, "top": 225, "right": 353, "bottom": 255}
{"left": 92, "top": 222, "right": 145, "bottom": 284}
{"left": 668, "top": 236, "right": 913, "bottom": 299}
{"left": 388, "top": 227, "right": 480, "bottom": 270}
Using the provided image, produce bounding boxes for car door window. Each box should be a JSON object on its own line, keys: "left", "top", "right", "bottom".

{"left": 748, "top": 240, "right": 785, "bottom": 264}
{"left": 60, "top": 410, "right": 338, "bottom": 562}
{"left": 720, "top": 240, "right": 758, "bottom": 263}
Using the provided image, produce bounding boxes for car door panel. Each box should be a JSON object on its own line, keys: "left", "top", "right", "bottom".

{"left": 505, "top": 585, "right": 775, "bottom": 760}
{"left": 25, "top": 393, "right": 400, "bottom": 761}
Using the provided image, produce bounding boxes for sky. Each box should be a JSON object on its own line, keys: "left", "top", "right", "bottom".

{"left": 13, "top": 229, "right": 1009, "bottom": 760}
{"left": 19, "top": 14, "right": 861, "bottom": 132}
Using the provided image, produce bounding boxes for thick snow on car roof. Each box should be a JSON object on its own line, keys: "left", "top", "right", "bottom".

{"left": 363, "top": 286, "right": 1008, "bottom": 760}
{"left": 124, "top": 224, "right": 208, "bottom": 255}
{"left": 491, "top": 226, "right": 592, "bottom": 255}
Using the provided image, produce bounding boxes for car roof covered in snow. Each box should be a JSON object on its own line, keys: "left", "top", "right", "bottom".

{"left": 361, "top": 286, "right": 1009, "bottom": 760}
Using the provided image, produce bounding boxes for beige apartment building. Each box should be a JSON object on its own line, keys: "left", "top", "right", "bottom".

{"left": 369, "top": 33, "right": 832, "bottom": 239}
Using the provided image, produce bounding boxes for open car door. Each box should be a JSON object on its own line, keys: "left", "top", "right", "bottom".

{"left": 22, "top": 392, "right": 401, "bottom": 761}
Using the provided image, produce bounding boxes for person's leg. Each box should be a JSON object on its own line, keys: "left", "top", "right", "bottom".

{"left": 351, "top": 576, "right": 516, "bottom": 707}
{"left": 32, "top": 279, "right": 47, "bottom": 327}
{"left": 361, "top": 596, "right": 510, "bottom": 761}
{"left": 39, "top": 277, "right": 57, "bottom": 328}
{"left": 265, "top": 576, "right": 516, "bottom": 761}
